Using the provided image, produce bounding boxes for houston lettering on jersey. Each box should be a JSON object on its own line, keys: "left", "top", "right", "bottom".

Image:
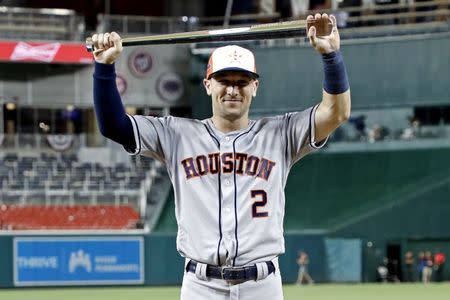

{"left": 181, "top": 152, "right": 276, "bottom": 180}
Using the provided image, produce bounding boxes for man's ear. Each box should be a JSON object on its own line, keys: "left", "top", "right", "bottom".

{"left": 252, "top": 80, "right": 259, "bottom": 97}
{"left": 203, "top": 78, "right": 212, "bottom": 96}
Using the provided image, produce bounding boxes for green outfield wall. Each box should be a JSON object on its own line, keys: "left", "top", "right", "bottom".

{"left": 1, "top": 233, "right": 447, "bottom": 287}
{"left": 285, "top": 148, "right": 450, "bottom": 236}
{"left": 0, "top": 234, "right": 361, "bottom": 287}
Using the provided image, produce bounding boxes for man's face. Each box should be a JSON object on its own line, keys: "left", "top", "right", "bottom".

{"left": 203, "top": 71, "right": 259, "bottom": 122}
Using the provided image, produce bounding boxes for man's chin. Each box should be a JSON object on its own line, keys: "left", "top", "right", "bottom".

{"left": 222, "top": 110, "right": 245, "bottom": 120}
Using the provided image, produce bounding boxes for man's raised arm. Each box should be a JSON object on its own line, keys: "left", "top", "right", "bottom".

{"left": 91, "top": 32, "right": 135, "bottom": 151}
{"left": 308, "top": 14, "right": 351, "bottom": 143}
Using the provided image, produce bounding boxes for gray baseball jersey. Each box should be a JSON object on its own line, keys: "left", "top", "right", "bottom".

{"left": 127, "top": 104, "right": 326, "bottom": 267}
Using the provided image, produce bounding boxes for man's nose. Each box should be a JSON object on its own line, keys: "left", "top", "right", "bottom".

{"left": 226, "top": 85, "right": 238, "bottom": 95}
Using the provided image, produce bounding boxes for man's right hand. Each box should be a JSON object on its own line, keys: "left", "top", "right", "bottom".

{"left": 90, "top": 32, "right": 123, "bottom": 64}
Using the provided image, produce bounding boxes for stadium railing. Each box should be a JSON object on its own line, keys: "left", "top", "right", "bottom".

{"left": 95, "top": 0, "right": 449, "bottom": 40}
{"left": 0, "top": 1, "right": 447, "bottom": 42}
{"left": 0, "top": 133, "right": 109, "bottom": 150}
{"left": 0, "top": 6, "right": 85, "bottom": 41}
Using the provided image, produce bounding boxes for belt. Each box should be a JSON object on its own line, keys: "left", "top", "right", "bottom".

{"left": 186, "top": 260, "right": 275, "bottom": 283}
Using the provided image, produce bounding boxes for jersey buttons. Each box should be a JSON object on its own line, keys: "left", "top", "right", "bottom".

{"left": 225, "top": 179, "right": 230, "bottom": 186}
{"left": 225, "top": 136, "right": 230, "bottom": 141}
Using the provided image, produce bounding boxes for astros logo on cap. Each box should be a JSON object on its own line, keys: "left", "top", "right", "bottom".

{"left": 206, "top": 45, "right": 258, "bottom": 79}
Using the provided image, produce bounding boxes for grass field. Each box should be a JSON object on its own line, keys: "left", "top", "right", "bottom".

{"left": 1, "top": 283, "right": 449, "bottom": 300}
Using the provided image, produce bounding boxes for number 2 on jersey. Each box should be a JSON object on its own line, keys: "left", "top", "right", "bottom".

{"left": 251, "top": 190, "right": 268, "bottom": 218}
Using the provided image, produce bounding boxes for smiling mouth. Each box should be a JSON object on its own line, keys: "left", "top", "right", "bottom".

{"left": 223, "top": 99, "right": 242, "bottom": 102}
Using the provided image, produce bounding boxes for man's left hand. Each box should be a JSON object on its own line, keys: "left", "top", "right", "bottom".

{"left": 307, "top": 14, "right": 340, "bottom": 54}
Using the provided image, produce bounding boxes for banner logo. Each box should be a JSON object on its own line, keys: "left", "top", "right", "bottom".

{"left": 116, "top": 73, "right": 128, "bottom": 95}
{"left": 69, "top": 250, "right": 92, "bottom": 273}
{"left": 46, "top": 134, "right": 74, "bottom": 152}
{"left": 10, "top": 42, "right": 61, "bottom": 62}
{"left": 156, "top": 72, "right": 184, "bottom": 103}
{"left": 128, "top": 50, "right": 153, "bottom": 77}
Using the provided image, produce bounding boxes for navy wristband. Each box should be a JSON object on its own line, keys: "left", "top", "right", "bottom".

{"left": 322, "top": 51, "right": 349, "bottom": 95}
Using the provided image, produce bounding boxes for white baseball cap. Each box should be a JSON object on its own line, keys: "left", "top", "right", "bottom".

{"left": 206, "top": 45, "right": 259, "bottom": 79}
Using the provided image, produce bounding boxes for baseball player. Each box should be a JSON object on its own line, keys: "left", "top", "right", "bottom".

{"left": 91, "top": 13, "right": 350, "bottom": 300}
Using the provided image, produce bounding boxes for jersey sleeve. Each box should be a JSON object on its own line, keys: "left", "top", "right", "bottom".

{"left": 282, "top": 104, "right": 328, "bottom": 165}
{"left": 125, "top": 114, "right": 175, "bottom": 163}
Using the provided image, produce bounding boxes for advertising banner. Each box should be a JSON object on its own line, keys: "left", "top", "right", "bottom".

{"left": 0, "top": 41, "right": 93, "bottom": 64}
{"left": 14, "top": 237, "right": 144, "bottom": 286}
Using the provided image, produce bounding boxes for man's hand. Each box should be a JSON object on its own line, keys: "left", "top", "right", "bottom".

{"left": 307, "top": 14, "right": 340, "bottom": 54}
{"left": 90, "top": 32, "right": 123, "bottom": 64}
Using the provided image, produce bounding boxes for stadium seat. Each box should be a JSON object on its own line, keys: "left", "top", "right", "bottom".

{"left": 0, "top": 204, "right": 139, "bottom": 230}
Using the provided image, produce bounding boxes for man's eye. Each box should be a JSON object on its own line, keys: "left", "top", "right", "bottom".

{"left": 218, "top": 80, "right": 249, "bottom": 86}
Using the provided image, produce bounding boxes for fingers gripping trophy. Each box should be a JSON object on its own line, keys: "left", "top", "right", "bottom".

{"left": 90, "top": 13, "right": 350, "bottom": 300}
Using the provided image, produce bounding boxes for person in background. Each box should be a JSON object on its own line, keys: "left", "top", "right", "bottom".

{"left": 422, "top": 251, "right": 433, "bottom": 283}
{"left": 377, "top": 257, "right": 389, "bottom": 283}
{"left": 434, "top": 251, "right": 446, "bottom": 282}
{"left": 348, "top": 114, "right": 367, "bottom": 140}
{"left": 296, "top": 251, "right": 314, "bottom": 285}
{"left": 387, "top": 258, "right": 400, "bottom": 282}
{"left": 417, "top": 251, "right": 426, "bottom": 282}
{"left": 404, "top": 251, "right": 415, "bottom": 282}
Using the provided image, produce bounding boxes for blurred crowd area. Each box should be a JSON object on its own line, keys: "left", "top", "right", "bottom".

{"left": 328, "top": 105, "right": 450, "bottom": 144}
{"left": 377, "top": 250, "right": 446, "bottom": 283}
